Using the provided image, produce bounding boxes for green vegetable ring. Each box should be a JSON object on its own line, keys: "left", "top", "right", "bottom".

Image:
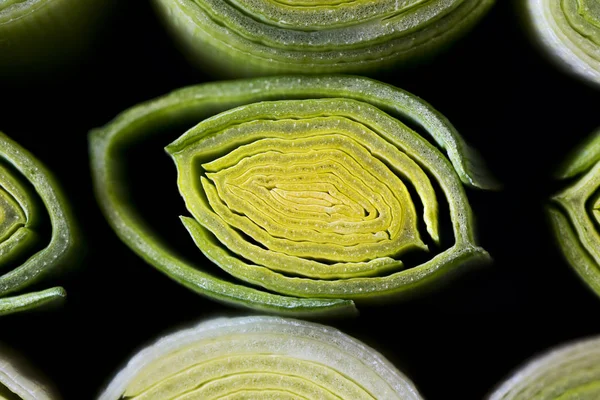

{"left": 90, "top": 75, "right": 495, "bottom": 316}
{"left": 152, "top": 0, "right": 496, "bottom": 75}
{"left": 488, "top": 336, "right": 600, "bottom": 400}
{"left": 549, "top": 127, "right": 600, "bottom": 298}
{"left": 0, "top": 132, "right": 79, "bottom": 316}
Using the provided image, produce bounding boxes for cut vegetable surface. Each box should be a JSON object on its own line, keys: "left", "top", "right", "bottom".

{"left": 152, "top": 0, "right": 495, "bottom": 75}
{"left": 0, "top": 345, "right": 60, "bottom": 400}
{"left": 488, "top": 335, "right": 600, "bottom": 400}
{"left": 524, "top": 0, "right": 600, "bottom": 87}
{"left": 549, "top": 127, "right": 600, "bottom": 298}
{"left": 90, "top": 75, "right": 495, "bottom": 317}
{"left": 0, "top": 132, "right": 79, "bottom": 316}
{"left": 0, "top": 0, "right": 106, "bottom": 74}
{"left": 99, "top": 316, "right": 423, "bottom": 400}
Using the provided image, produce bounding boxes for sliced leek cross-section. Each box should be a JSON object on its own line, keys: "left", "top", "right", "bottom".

{"left": 152, "top": 0, "right": 495, "bottom": 75}
{"left": 488, "top": 336, "right": 600, "bottom": 400}
{"left": 0, "top": 132, "right": 79, "bottom": 316}
{"left": 549, "top": 127, "right": 600, "bottom": 298}
{"left": 0, "top": 0, "right": 106, "bottom": 74}
{"left": 90, "top": 75, "right": 495, "bottom": 316}
{"left": 0, "top": 345, "right": 60, "bottom": 400}
{"left": 524, "top": 0, "right": 600, "bottom": 87}
{"left": 99, "top": 316, "right": 423, "bottom": 400}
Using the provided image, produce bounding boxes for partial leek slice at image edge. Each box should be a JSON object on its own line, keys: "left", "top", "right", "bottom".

{"left": 0, "top": 344, "right": 60, "bottom": 400}
{"left": 0, "top": 132, "right": 79, "bottom": 316}
{"left": 152, "top": 0, "right": 495, "bottom": 76}
{"left": 549, "top": 127, "right": 600, "bottom": 298}
{"left": 0, "top": 0, "right": 108, "bottom": 74}
{"left": 99, "top": 316, "right": 423, "bottom": 400}
{"left": 523, "top": 0, "right": 600, "bottom": 88}
{"left": 487, "top": 335, "right": 600, "bottom": 400}
{"left": 89, "top": 75, "right": 495, "bottom": 316}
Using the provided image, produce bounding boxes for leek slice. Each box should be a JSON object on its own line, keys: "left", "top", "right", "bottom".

{"left": 0, "top": 345, "right": 60, "bottom": 400}
{"left": 524, "top": 0, "right": 600, "bottom": 87}
{"left": 488, "top": 336, "right": 600, "bottom": 400}
{"left": 0, "top": 132, "right": 79, "bottom": 316}
{"left": 99, "top": 316, "right": 423, "bottom": 400}
{"left": 90, "top": 75, "right": 495, "bottom": 316}
{"left": 549, "top": 127, "right": 600, "bottom": 298}
{"left": 152, "top": 0, "right": 495, "bottom": 75}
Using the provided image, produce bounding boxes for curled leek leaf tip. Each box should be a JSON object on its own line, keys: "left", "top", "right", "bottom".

{"left": 90, "top": 75, "right": 494, "bottom": 317}
{"left": 549, "top": 127, "right": 600, "bottom": 298}
{"left": 0, "top": 344, "right": 60, "bottom": 400}
{"left": 487, "top": 336, "right": 600, "bottom": 400}
{"left": 152, "top": 0, "right": 495, "bottom": 75}
{"left": 99, "top": 316, "right": 423, "bottom": 400}
{"left": 524, "top": 0, "right": 600, "bottom": 88}
{"left": 0, "top": 131, "right": 79, "bottom": 316}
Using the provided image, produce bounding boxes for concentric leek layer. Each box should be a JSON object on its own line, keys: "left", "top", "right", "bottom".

{"left": 549, "top": 128, "right": 600, "bottom": 298}
{"left": 0, "top": 132, "right": 79, "bottom": 316}
{"left": 488, "top": 336, "right": 600, "bottom": 400}
{"left": 0, "top": 345, "right": 59, "bottom": 400}
{"left": 90, "top": 75, "right": 495, "bottom": 316}
{"left": 0, "top": 0, "right": 104, "bottom": 72}
{"left": 525, "top": 0, "right": 600, "bottom": 87}
{"left": 99, "top": 316, "right": 423, "bottom": 400}
{"left": 153, "top": 0, "right": 495, "bottom": 75}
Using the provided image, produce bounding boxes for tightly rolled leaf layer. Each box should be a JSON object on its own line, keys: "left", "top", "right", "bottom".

{"left": 152, "top": 0, "right": 495, "bottom": 75}
{"left": 0, "top": 132, "right": 79, "bottom": 316}
{"left": 488, "top": 336, "right": 600, "bottom": 400}
{"left": 524, "top": 0, "right": 600, "bottom": 87}
{"left": 549, "top": 128, "right": 600, "bottom": 298}
{"left": 99, "top": 316, "right": 423, "bottom": 400}
{"left": 90, "top": 75, "right": 494, "bottom": 316}
{"left": 0, "top": 345, "right": 60, "bottom": 400}
{"left": 0, "top": 0, "right": 105, "bottom": 74}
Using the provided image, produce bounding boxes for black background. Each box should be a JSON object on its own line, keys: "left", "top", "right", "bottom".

{"left": 1, "top": 1, "right": 600, "bottom": 399}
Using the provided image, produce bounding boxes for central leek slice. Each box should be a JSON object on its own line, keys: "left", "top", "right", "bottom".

{"left": 90, "top": 75, "right": 495, "bottom": 315}
{"left": 166, "top": 97, "right": 487, "bottom": 299}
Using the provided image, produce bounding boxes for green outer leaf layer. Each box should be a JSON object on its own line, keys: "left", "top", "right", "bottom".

{"left": 99, "top": 316, "right": 423, "bottom": 400}
{"left": 549, "top": 127, "right": 600, "bottom": 298}
{"left": 0, "top": 132, "right": 79, "bottom": 315}
{"left": 0, "top": 0, "right": 107, "bottom": 74}
{"left": 152, "top": 0, "right": 495, "bottom": 76}
{"left": 488, "top": 336, "right": 600, "bottom": 400}
{"left": 524, "top": 0, "right": 600, "bottom": 88}
{"left": 89, "top": 75, "right": 493, "bottom": 316}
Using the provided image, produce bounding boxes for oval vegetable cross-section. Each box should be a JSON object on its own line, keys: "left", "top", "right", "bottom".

{"left": 0, "top": 132, "right": 80, "bottom": 316}
{"left": 488, "top": 336, "right": 600, "bottom": 400}
{"left": 99, "top": 316, "right": 423, "bottom": 400}
{"left": 0, "top": 0, "right": 106, "bottom": 75}
{"left": 90, "top": 75, "right": 495, "bottom": 316}
{"left": 549, "top": 127, "right": 600, "bottom": 298}
{"left": 152, "top": 0, "right": 495, "bottom": 75}
{"left": 0, "top": 345, "right": 60, "bottom": 400}
{"left": 523, "top": 0, "right": 600, "bottom": 87}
